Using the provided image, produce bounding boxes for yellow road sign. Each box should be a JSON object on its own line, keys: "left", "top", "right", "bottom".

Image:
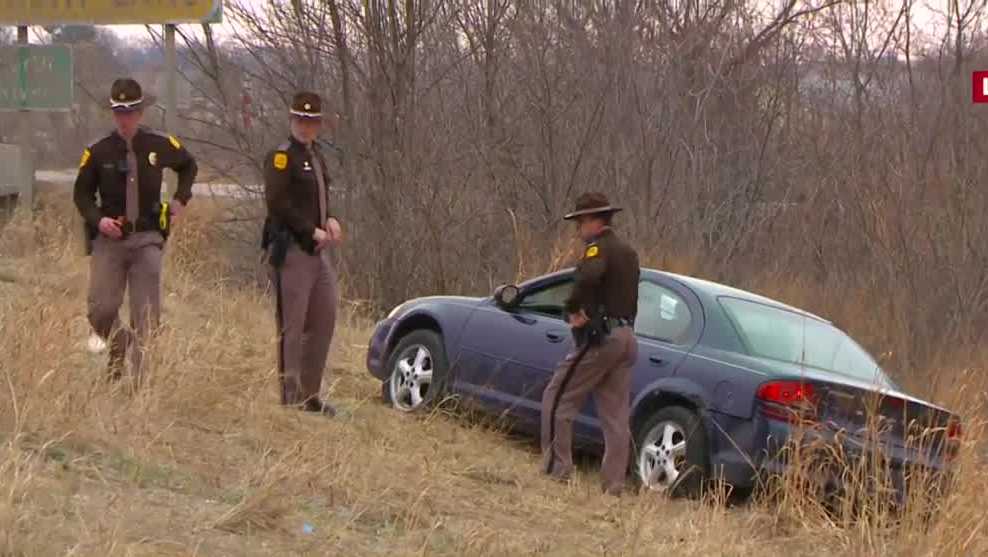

{"left": 0, "top": 0, "right": 222, "bottom": 26}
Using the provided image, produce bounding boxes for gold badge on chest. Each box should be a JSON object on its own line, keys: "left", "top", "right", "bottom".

{"left": 148, "top": 152, "right": 158, "bottom": 166}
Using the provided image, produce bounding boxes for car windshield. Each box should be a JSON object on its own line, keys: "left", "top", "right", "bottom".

{"left": 719, "top": 297, "right": 892, "bottom": 387}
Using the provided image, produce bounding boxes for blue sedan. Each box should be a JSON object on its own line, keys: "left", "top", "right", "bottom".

{"left": 366, "top": 268, "right": 961, "bottom": 496}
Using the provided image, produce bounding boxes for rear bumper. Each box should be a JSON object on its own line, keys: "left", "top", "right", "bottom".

{"left": 706, "top": 411, "right": 955, "bottom": 500}
{"left": 366, "top": 318, "right": 396, "bottom": 381}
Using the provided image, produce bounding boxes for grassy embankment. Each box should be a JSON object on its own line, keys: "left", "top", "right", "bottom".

{"left": 0, "top": 188, "right": 985, "bottom": 556}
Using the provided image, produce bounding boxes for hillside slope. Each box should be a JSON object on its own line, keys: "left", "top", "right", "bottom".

{"left": 0, "top": 194, "right": 985, "bottom": 556}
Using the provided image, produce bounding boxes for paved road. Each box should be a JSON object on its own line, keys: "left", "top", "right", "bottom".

{"left": 36, "top": 169, "right": 258, "bottom": 199}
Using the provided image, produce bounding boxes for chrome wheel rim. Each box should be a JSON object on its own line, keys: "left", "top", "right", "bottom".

{"left": 389, "top": 345, "right": 434, "bottom": 412}
{"left": 639, "top": 420, "right": 688, "bottom": 491}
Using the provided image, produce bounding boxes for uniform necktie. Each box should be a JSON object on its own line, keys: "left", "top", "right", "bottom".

{"left": 125, "top": 139, "right": 139, "bottom": 225}
{"left": 308, "top": 145, "right": 327, "bottom": 226}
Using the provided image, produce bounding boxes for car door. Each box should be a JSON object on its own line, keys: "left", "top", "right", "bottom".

{"left": 570, "top": 277, "right": 700, "bottom": 443}
{"left": 505, "top": 276, "right": 702, "bottom": 442}
{"left": 454, "top": 275, "right": 575, "bottom": 423}
{"left": 627, "top": 277, "right": 700, "bottom": 394}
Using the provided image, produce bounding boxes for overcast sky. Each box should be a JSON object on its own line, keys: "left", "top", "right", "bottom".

{"left": 91, "top": 1, "right": 952, "bottom": 52}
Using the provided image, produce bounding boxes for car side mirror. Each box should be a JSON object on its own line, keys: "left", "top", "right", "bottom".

{"left": 493, "top": 284, "right": 521, "bottom": 309}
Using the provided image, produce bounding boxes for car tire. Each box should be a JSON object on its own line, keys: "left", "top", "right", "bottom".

{"left": 633, "top": 405, "right": 710, "bottom": 497}
{"left": 381, "top": 330, "right": 450, "bottom": 413}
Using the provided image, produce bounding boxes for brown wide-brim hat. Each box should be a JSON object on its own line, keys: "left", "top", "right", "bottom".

{"left": 290, "top": 91, "right": 323, "bottom": 119}
{"left": 107, "top": 78, "right": 155, "bottom": 112}
{"left": 563, "top": 192, "right": 623, "bottom": 220}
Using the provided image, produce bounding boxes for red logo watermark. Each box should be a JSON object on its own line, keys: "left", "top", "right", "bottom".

{"left": 974, "top": 71, "right": 988, "bottom": 103}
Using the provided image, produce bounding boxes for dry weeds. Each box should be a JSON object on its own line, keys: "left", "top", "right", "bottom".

{"left": 1, "top": 193, "right": 986, "bottom": 556}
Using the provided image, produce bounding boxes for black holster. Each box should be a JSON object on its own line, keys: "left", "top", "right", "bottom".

{"left": 83, "top": 222, "right": 97, "bottom": 256}
{"left": 572, "top": 307, "right": 610, "bottom": 348}
{"left": 262, "top": 217, "right": 318, "bottom": 266}
{"left": 262, "top": 218, "right": 292, "bottom": 269}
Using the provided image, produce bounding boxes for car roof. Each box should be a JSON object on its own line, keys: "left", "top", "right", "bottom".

{"left": 525, "top": 267, "right": 830, "bottom": 323}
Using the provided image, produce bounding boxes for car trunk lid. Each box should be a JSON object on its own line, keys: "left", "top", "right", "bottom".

{"left": 757, "top": 371, "right": 961, "bottom": 459}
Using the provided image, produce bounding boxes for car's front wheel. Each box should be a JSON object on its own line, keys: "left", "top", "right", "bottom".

{"left": 634, "top": 405, "right": 709, "bottom": 496}
{"left": 381, "top": 330, "right": 449, "bottom": 412}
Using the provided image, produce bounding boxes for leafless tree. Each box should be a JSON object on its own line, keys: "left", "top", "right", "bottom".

{"left": 153, "top": 0, "right": 988, "bottom": 379}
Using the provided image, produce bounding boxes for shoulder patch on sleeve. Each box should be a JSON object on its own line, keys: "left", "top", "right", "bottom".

{"left": 584, "top": 244, "right": 600, "bottom": 258}
{"left": 168, "top": 135, "right": 182, "bottom": 149}
{"left": 79, "top": 147, "right": 91, "bottom": 168}
{"left": 273, "top": 152, "right": 288, "bottom": 170}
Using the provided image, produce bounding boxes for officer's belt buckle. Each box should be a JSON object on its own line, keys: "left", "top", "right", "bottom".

{"left": 606, "top": 317, "right": 633, "bottom": 329}
{"left": 121, "top": 220, "right": 138, "bottom": 235}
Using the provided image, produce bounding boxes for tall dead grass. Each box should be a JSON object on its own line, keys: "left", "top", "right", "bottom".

{"left": 0, "top": 191, "right": 986, "bottom": 555}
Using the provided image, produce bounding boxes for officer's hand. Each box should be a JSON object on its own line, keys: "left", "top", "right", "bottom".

{"left": 99, "top": 217, "right": 123, "bottom": 239}
{"left": 312, "top": 227, "right": 330, "bottom": 250}
{"left": 326, "top": 218, "right": 343, "bottom": 245}
{"left": 568, "top": 310, "right": 589, "bottom": 329}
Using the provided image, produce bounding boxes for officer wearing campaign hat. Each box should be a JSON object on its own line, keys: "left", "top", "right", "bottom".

{"left": 108, "top": 78, "right": 152, "bottom": 111}
{"left": 541, "top": 192, "right": 640, "bottom": 496}
{"left": 73, "top": 77, "right": 198, "bottom": 382}
{"left": 262, "top": 91, "right": 343, "bottom": 416}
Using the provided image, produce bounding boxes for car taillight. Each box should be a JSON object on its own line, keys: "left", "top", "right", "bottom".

{"left": 947, "top": 419, "right": 962, "bottom": 439}
{"left": 881, "top": 395, "right": 905, "bottom": 411}
{"left": 944, "top": 417, "right": 963, "bottom": 462}
{"left": 756, "top": 380, "right": 818, "bottom": 423}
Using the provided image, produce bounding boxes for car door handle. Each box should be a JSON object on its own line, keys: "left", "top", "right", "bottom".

{"left": 649, "top": 355, "right": 669, "bottom": 366}
{"left": 546, "top": 330, "right": 566, "bottom": 343}
{"left": 512, "top": 314, "right": 537, "bottom": 325}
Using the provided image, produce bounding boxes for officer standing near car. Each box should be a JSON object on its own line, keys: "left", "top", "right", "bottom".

{"left": 262, "top": 91, "right": 343, "bottom": 417}
{"left": 74, "top": 78, "right": 198, "bottom": 382}
{"left": 541, "top": 192, "right": 640, "bottom": 496}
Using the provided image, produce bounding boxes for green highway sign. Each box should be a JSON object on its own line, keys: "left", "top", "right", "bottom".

{"left": 0, "top": 45, "right": 74, "bottom": 111}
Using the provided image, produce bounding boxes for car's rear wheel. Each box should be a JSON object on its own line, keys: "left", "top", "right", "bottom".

{"left": 381, "top": 330, "right": 449, "bottom": 412}
{"left": 634, "top": 405, "right": 709, "bottom": 496}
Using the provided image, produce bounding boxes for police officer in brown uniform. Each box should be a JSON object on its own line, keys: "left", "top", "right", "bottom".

{"left": 74, "top": 78, "right": 198, "bottom": 381}
{"left": 542, "top": 192, "right": 640, "bottom": 496}
{"left": 262, "top": 91, "right": 342, "bottom": 416}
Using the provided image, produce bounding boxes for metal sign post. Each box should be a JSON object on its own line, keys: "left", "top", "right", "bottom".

{"left": 164, "top": 24, "right": 177, "bottom": 199}
{"left": 15, "top": 25, "right": 31, "bottom": 209}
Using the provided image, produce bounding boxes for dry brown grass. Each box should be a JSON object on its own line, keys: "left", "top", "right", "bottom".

{"left": 1, "top": 191, "right": 987, "bottom": 556}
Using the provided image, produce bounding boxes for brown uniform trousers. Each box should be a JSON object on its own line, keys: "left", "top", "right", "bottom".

{"left": 272, "top": 245, "right": 339, "bottom": 405}
{"left": 87, "top": 231, "right": 164, "bottom": 379}
{"left": 542, "top": 325, "right": 638, "bottom": 494}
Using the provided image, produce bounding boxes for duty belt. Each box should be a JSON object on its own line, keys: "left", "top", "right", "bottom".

{"left": 119, "top": 216, "right": 161, "bottom": 235}
{"left": 606, "top": 317, "right": 634, "bottom": 329}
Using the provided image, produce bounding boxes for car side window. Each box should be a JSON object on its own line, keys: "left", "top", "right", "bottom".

{"left": 635, "top": 281, "right": 692, "bottom": 343}
{"left": 516, "top": 280, "right": 574, "bottom": 319}
{"left": 719, "top": 298, "right": 803, "bottom": 364}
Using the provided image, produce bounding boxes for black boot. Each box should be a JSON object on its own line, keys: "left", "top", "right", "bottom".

{"left": 303, "top": 398, "right": 337, "bottom": 417}
{"left": 106, "top": 363, "right": 123, "bottom": 382}
{"left": 106, "top": 348, "right": 125, "bottom": 382}
{"left": 105, "top": 329, "right": 129, "bottom": 382}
